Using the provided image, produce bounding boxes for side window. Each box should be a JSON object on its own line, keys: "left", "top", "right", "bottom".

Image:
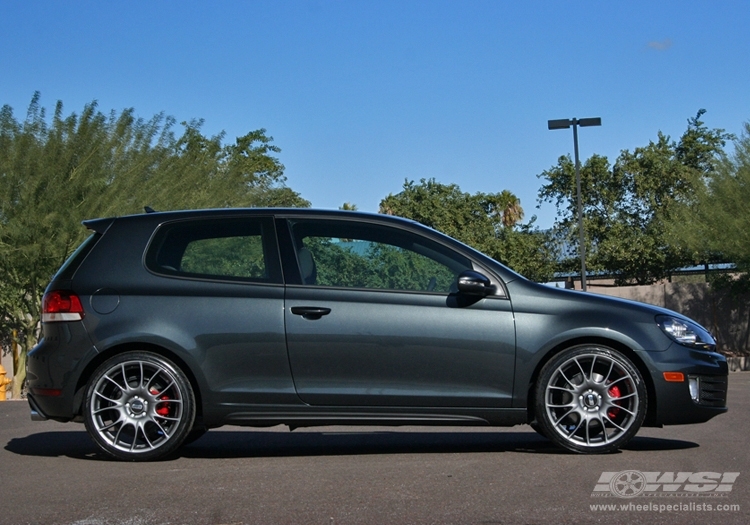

{"left": 289, "top": 220, "right": 472, "bottom": 293}
{"left": 181, "top": 236, "right": 265, "bottom": 278}
{"left": 146, "top": 217, "right": 280, "bottom": 283}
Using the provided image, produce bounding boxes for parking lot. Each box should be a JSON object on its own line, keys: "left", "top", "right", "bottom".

{"left": 2, "top": 373, "right": 748, "bottom": 525}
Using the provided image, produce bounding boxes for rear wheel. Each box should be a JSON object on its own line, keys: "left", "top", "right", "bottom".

{"left": 534, "top": 345, "right": 646, "bottom": 454}
{"left": 84, "top": 351, "right": 195, "bottom": 461}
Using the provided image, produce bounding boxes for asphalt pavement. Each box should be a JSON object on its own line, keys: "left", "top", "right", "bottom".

{"left": 1, "top": 374, "right": 748, "bottom": 525}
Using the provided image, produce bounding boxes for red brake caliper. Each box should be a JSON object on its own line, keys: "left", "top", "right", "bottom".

{"left": 150, "top": 388, "right": 171, "bottom": 417}
{"left": 607, "top": 385, "right": 621, "bottom": 419}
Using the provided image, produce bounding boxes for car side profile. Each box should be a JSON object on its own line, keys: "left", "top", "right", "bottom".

{"left": 27, "top": 209, "right": 728, "bottom": 460}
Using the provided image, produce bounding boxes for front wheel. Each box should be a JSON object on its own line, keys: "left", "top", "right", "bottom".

{"left": 84, "top": 351, "right": 196, "bottom": 461}
{"left": 534, "top": 346, "right": 646, "bottom": 454}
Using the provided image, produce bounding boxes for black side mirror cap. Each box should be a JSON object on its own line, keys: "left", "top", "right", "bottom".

{"left": 457, "top": 270, "right": 495, "bottom": 296}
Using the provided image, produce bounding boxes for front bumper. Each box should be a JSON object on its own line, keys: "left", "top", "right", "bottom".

{"left": 640, "top": 343, "right": 728, "bottom": 426}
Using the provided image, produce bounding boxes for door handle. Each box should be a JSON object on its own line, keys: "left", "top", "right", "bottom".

{"left": 290, "top": 306, "right": 331, "bottom": 320}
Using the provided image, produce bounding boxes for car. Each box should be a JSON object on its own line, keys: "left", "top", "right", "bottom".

{"left": 27, "top": 208, "right": 728, "bottom": 460}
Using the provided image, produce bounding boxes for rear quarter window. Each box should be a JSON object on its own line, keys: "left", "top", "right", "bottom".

{"left": 145, "top": 217, "right": 281, "bottom": 283}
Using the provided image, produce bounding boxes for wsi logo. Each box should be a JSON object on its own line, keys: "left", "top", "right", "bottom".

{"left": 592, "top": 471, "right": 740, "bottom": 498}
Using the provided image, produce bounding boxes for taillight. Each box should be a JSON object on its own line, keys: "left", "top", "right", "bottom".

{"left": 42, "top": 290, "right": 85, "bottom": 322}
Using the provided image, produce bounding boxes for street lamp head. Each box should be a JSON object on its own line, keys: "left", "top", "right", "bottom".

{"left": 548, "top": 119, "right": 572, "bottom": 130}
{"left": 548, "top": 117, "right": 601, "bottom": 130}
{"left": 578, "top": 117, "right": 602, "bottom": 127}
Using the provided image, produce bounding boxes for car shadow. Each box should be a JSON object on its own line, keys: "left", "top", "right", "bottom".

{"left": 4, "top": 428, "right": 698, "bottom": 461}
{"left": 5, "top": 431, "right": 106, "bottom": 460}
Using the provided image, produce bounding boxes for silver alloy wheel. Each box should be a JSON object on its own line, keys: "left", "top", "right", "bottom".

{"left": 542, "top": 350, "right": 641, "bottom": 449}
{"left": 89, "top": 358, "right": 186, "bottom": 455}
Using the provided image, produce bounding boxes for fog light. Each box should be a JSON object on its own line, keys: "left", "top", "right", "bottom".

{"left": 688, "top": 376, "right": 700, "bottom": 402}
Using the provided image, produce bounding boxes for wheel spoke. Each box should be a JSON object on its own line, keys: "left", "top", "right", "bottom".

{"left": 121, "top": 363, "right": 129, "bottom": 386}
{"left": 130, "top": 425, "right": 140, "bottom": 451}
{"left": 99, "top": 418, "right": 123, "bottom": 432}
{"left": 152, "top": 419, "right": 170, "bottom": 436}
{"left": 547, "top": 402, "right": 576, "bottom": 408}
{"left": 94, "top": 391, "right": 122, "bottom": 404}
{"left": 607, "top": 375, "right": 632, "bottom": 388}
{"left": 570, "top": 416, "right": 585, "bottom": 436}
{"left": 93, "top": 402, "right": 123, "bottom": 414}
{"left": 113, "top": 421, "right": 128, "bottom": 446}
{"left": 552, "top": 407, "right": 577, "bottom": 426}
{"left": 603, "top": 414, "right": 626, "bottom": 432}
{"left": 156, "top": 415, "right": 181, "bottom": 422}
{"left": 574, "top": 357, "right": 588, "bottom": 382}
{"left": 156, "top": 379, "right": 176, "bottom": 397}
{"left": 104, "top": 374, "right": 127, "bottom": 393}
{"left": 548, "top": 384, "right": 575, "bottom": 393}
{"left": 558, "top": 368, "right": 576, "bottom": 389}
{"left": 140, "top": 423, "right": 155, "bottom": 448}
{"left": 616, "top": 406, "right": 636, "bottom": 417}
{"left": 611, "top": 392, "right": 636, "bottom": 400}
{"left": 598, "top": 416, "right": 609, "bottom": 442}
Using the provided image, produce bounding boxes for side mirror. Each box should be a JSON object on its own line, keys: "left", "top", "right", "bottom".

{"left": 457, "top": 270, "right": 495, "bottom": 296}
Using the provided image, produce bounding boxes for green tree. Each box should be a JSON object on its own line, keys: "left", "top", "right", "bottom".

{"left": 379, "top": 178, "right": 557, "bottom": 282}
{"left": 0, "top": 93, "right": 308, "bottom": 397}
{"left": 538, "top": 110, "right": 731, "bottom": 285}
{"left": 668, "top": 121, "right": 750, "bottom": 274}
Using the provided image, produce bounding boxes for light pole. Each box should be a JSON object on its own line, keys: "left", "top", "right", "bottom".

{"left": 547, "top": 117, "right": 601, "bottom": 291}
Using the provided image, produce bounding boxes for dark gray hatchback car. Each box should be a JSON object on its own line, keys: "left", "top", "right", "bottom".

{"left": 28, "top": 208, "right": 728, "bottom": 460}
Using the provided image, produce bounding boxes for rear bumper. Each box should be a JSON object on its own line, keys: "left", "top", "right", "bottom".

{"left": 26, "top": 324, "right": 97, "bottom": 422}
{"left": 28, "top": 395, "right": 49, "bottom": 421}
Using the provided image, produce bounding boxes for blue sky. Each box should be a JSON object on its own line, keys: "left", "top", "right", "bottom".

{"left": 2, "top": 1, "right": 748, "bottom": 228}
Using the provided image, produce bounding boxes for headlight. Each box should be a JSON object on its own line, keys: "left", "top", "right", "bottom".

{"left": 656, "top": 315, "right": 716, "bottom": 350}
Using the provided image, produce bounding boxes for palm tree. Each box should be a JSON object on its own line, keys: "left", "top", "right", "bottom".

{"left": 500, "top": 190, "right": 524, "bottom": 228}
{"left": 485, "top": 190, "right": 524, "bottom": 229}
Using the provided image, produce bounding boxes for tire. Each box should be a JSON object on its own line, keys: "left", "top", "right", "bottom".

{"left": 529, "top": 420, "right": 548, "bottom": 439}
{"left": 534, "top": 345, "right": 646, "bottom": 454}
{"left": 84, "top": 351, "right": 196, "bottom": 461}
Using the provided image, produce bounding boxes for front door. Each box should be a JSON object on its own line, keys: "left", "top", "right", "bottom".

{"left": 283, "top": 218, "right": 516, "bottom": 408}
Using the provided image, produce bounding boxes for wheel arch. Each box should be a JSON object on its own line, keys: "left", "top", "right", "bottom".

{"left": 525, "top": 336, "right": 657, "bottom": 427}
{"left": 73, "top": 342, "right": 205, "bottom": 423}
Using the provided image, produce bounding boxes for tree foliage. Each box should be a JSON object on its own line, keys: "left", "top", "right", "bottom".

{"left": 0, "top": 93, "right": 308, "bottom": 396}
{"left": 668, "top": 122, "right": 750, "bottom": 281}
{"left": 379, "top": 178, "right": 557, "bottom": 282}
{"left": 538, "top": 110, "right": 732, "bottom": 285}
